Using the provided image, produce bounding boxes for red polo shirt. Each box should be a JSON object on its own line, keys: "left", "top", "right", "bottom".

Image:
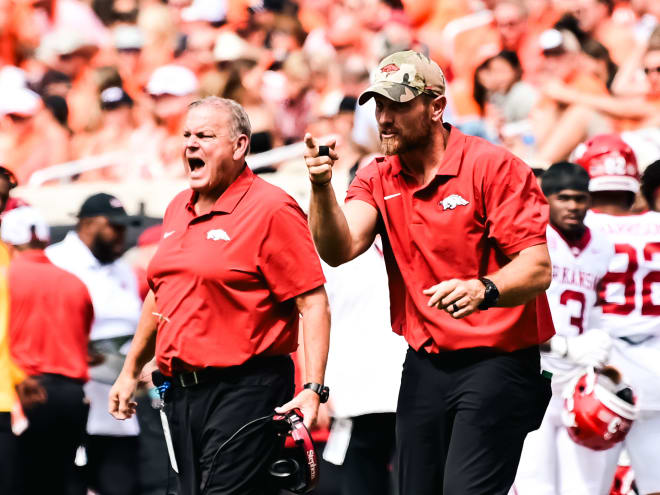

{"left": 345, "top": 125, "right": 554, "bottom": 352}
{"left": 148, "top": 165, "right": 325, "bottom": 375}
{"left": 9, "top": 250, "right": 93, "bottom": 381}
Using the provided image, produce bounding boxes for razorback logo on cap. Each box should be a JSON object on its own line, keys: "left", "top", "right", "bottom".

{"left": 380, "top": 64, "right": 399, "bottom": 73}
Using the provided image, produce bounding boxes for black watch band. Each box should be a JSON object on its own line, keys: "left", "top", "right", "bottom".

{"left": 303, "top": 382, "right": 330, "bottom": 403}
{"left": 478, "top": 277, "right": 500, "bottom": 310}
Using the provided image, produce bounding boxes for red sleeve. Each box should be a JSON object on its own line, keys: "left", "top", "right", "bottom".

{"left": 484, "top": 155, "right": 548, "bottom": 255}
{"left": 258, "top": 201, "right": 326, "bottom": 302}
{"left": 345, "top": 169, "right": 378, "bottom": 209}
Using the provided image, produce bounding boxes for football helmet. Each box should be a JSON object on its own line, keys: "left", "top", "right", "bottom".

{"left": 572, "top": 134, "right": 639, "bottom": 193}
{"left": 562, "top": 367, "right": 637, "bottom": 451}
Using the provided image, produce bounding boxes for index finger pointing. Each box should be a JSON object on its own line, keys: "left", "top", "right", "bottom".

{"left": 304, "top": 133, "right": 316, "bottom": 150}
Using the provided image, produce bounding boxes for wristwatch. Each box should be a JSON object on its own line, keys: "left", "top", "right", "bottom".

{"left": 303, "top": 382, "right": 330, "bottom": 403}
{"left": 477, "top": 277, "right": 500, "bottom": 310}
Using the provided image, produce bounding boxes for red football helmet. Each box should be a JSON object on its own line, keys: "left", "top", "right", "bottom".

{"left": 572, "top": 134, "right": 639, "bottom": 193}
{"left": 562, "top": 367, "right": 637, "bottom": 451}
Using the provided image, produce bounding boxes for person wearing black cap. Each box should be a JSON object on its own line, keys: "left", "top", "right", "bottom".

{"left": 46, "top": 193, "right": 144, "bottom": 495}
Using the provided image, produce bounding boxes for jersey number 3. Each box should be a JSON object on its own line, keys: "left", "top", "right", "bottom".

{"left": 597, "top": 242, "right": 660, "bottom": 316}
{"left": 560, "top": 290, "right": 586, "bottom": 334}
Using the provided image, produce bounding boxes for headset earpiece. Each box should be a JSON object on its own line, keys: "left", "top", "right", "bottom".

{"left": 269, "top": 458, "right": 300, "bottom": 478}
{"left": 269, "top": 409, "right": 319, "bottom": 493}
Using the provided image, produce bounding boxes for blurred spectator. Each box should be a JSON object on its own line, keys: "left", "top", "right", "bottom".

{"left": 5, "top": 0, "right": 654, "bottom": 181}
{"left": 37, "top": 29, "right": 104, "bottom": 133}
{"left": 112, "top": 25, "right": 148, "bottom": 98}
{"left": 580, "top": 38, "right": 618, "bottom": 89}
{"left": 569, "top": 0, "right": 637, "bottom": 65}
{"left": 473, "top": 50, "right": 538, "bottom": 134}
{"left": 46, "top": 193, "right": 143, "bottom": 495}
{"left": 73, "top": 86, "right": 140, "bottom": 181}
{"left": 542, "top": 39, "right": 660, "bottom": 131}
{"left": 275, "top": 50, "right": 315, "bottom": 143}
{"left": 2, "top": 206, "right": 93, "bottom": 495}
{"left": 137, "top": 3, "right": 179, "bottom": 75}
{"left": 126, "top": 64, "right": 200, "bottom": 177}
{"left": 450, "top": 0, "right": 556, "bottom": 84}
{"left": 0, "top": 86, "right": 70, "bottom": 185}
{"left": 528, "top": 28, "right": 612, "bottom": 165}
{"left": 38, "top": 69, "right": 73, "bottom": 98}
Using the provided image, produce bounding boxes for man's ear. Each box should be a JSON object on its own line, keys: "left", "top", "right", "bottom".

{"left": 430, "top": 95, "right": 447, "bottom": 123}
{"left": 233, "top": 134, "right": 250, "bottom": 161}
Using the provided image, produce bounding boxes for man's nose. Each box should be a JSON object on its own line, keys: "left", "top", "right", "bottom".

{"left": 377, "top": 108, "right": 393, "bottom": 125}
{"left": 185, "top": 136, "right": 200, "bottom": 149}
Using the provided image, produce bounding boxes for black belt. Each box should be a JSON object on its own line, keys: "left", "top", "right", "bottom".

{"left": 173, "top": 368, "right": 217, "bottom": 388}
{"left": 171, "top": 355, "right": 291, "bottom": 388}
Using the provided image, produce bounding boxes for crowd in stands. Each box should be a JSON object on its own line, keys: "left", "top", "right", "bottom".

{"left": 0, "top": 0, "right": 659, "bottom": 186}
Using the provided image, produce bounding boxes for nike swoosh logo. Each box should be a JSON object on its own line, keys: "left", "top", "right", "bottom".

{"left": 163, "top": 231, "right": 176, "bottom": 239}
{"left": 384, "top": 193, "right": 401, "bottom": 200}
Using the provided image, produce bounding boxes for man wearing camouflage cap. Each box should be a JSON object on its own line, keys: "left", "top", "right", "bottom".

{"left": 304, "top": 50, "right": 554, "bottom": 494}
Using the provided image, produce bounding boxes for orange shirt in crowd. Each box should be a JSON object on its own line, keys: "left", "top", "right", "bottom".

{"left": 0, "top": 112, "right": 70, "bottom": 185}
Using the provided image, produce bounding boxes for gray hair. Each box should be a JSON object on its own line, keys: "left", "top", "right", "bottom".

{"left": 188, "top": 96, "right": 252, "bottom": 148}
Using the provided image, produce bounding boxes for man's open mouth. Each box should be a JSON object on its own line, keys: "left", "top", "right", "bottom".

{"left": 188, "top": 157, "right": 205, "bottom": 171}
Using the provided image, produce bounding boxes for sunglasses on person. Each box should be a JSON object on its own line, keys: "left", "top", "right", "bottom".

{"left": 644, "top": 66, "right": 660, "bottom": 75}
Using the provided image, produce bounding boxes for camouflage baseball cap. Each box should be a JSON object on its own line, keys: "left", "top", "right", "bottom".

{"left": 358, "top": 50, "right": 446, "bottom": 106}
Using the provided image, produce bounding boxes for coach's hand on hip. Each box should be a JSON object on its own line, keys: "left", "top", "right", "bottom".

{"left": 275, "top": 388, "right": 320, "bottom": 430}
{"left": 423, "top": 279, "right": 485, "bottom": 319}
{"left": 304, "top": 133, "right": 338, "bottom": 186}
{"left": 108, "top": 371, "right": 139, "bottom": 420}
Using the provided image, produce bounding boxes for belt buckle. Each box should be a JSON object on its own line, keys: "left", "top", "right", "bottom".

{"left": 178, "top": 370, "right": 200, "bottom": 387}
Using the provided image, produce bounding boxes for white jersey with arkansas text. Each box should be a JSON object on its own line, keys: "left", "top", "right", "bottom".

{"left": 586, "top": 210, "right": 660, "bottom": 410}
{"left": 542, "top": 225, "right": 614, "bottom": 386}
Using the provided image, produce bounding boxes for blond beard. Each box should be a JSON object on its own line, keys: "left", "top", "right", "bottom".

{"left": 380, "top": 136, "right": 400, "bottom": 155}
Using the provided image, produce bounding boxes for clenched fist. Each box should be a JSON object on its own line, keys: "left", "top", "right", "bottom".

{"left": 304, "top": 133, "right": 338, "bottom": 186}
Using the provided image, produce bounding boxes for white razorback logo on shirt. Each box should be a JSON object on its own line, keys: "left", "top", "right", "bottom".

{"left": 440, "top": 194, "right": 469, "bottom": 210}
{"left": 206, "top": 229, "right": 231, "bottom": 241}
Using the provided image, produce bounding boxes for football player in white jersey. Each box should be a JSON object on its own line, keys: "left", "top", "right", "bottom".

{"left": 513, "top": 162, "right": 616, "bottom": 495}
{"left": 576, "top": 134, "right": 660, "bottom": 495}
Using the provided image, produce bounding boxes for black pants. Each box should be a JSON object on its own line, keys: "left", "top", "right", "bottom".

{"left": 14, "top": 374, "right": 89, "bottom": 495}
{"left": 0, "top": 412, "right": 17, "bottom": 495}
{"left": 396, "top": 346, "right": 551, "bottom": 495}
{"left": 340, "top": 413, "right": 396, "bottom": 495}
{"left": 84, "top": 435, "right": 140, "bottom": 495}
{"left": 164, "top": 355, "right": 295, "bottom": 495}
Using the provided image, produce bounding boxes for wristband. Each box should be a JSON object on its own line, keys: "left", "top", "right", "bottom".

{"left": 303, "top": 382, "right": 329, "bottom": 403}
{"left": 477, "top": 277, "right": 500, "bottom": 310}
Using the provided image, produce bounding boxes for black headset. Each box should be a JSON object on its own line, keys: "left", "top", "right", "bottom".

{"left": 270, "top": 409, "right": 319, "bottom": 493}
{"left": 201, "top": 408, "right": 320, "bottom": 495}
